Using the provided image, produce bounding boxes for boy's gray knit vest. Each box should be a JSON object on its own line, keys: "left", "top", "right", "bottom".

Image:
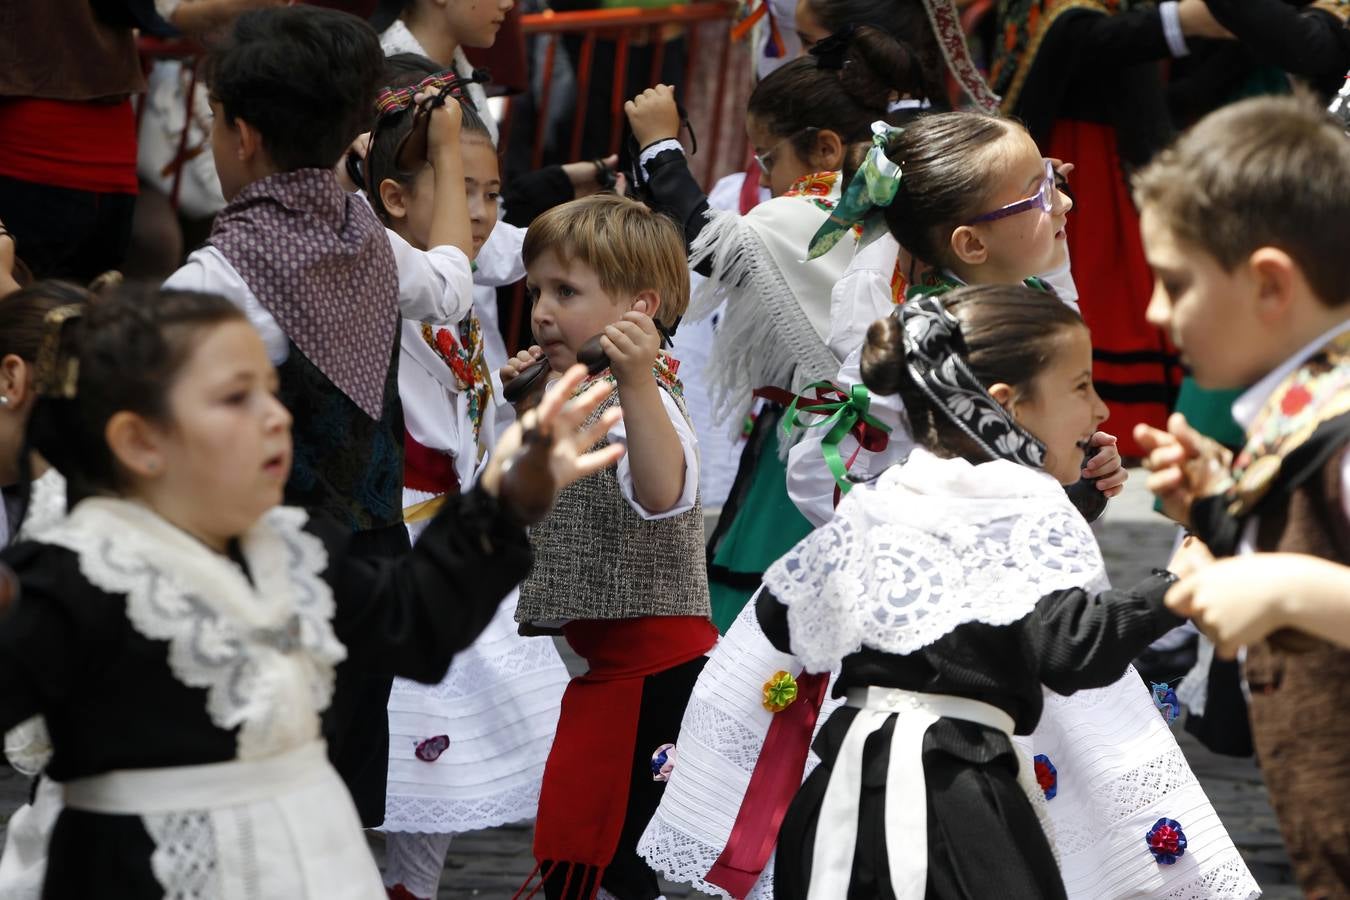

{"left": 516, "top": 384, "right": 711, "bottom": 623}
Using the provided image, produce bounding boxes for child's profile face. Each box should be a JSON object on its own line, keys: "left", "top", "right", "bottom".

{"left": 1002, "top": 324, "right": 1108, "bottom": 485}
{"left": 143, "top": 320, "right": 293, "bottom": 539}
{"left": 1140, "top": 207, "right": 1266, "bottom": 390}
{"left": 748, "top": 115, "right": 815, "bottom": 199}
{"left": 960, "top": 130, "right": 1072, "bottom": 283}
{"left": 527, "top": 249, "right": 633, "bottom": 373}
{"left": 462, "top": 133, "right": 501, "bottom": 258}
{"left": 441, "top": 0, "right": 514, "bottom": 49}
{"left": 209, "top": 100, "right": 248, "bottom": 202}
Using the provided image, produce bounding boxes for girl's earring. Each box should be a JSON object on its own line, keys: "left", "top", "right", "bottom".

{"left": 0, "top": 396, "right": 9, "bottom": 406}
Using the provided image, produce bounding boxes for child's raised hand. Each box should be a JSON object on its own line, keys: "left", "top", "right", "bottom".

{"left": 624, "top": 85, "right": 681, "bottom": 148}
{"left": 483, "top": 364, "right": 626, "bottom": 522}
{"left": 424, "top": 93, "right": 464, "bottom": 165}
{"left": 1134, "top": 413, "right": 1232, "bottom": 527}
{"left": 601, "top": 311, "right": 660, "bottom": 385}
{"left": 501, "top": 346, "right": 545, "bottom": 386}
{"left": 1083, "top": 430, "right": 1127, "bottom": 497}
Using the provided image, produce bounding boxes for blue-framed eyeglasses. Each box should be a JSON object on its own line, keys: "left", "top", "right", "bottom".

{"left": 966, "top": 159, "right": 1057, "bottom": 224}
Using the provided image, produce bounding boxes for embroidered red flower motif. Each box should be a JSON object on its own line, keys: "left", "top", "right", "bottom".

{"left": 1280, "top": 383, "right": 1313, "bottom": 417}
{"left": 415, "top": 735, "right": 450, "bottom": 762}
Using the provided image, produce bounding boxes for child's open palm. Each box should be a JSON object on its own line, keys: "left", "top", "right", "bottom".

{"left": 602, "top": 311, "right": 660, "bottom": 385}
{"left": 483, "top": 365, "right": 625, "bottom": 522}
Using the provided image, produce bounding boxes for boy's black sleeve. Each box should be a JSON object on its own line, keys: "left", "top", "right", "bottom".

{"left": 327, "top": 487, "right": 533, "bottom": 682}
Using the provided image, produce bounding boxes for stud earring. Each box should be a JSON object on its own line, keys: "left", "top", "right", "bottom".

{"left": 0, "top": 396, "right": 8, "bottom": 406}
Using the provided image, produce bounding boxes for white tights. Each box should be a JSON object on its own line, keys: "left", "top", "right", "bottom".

{"left": 382, "top": 831, "right": 455, "bottom": 899}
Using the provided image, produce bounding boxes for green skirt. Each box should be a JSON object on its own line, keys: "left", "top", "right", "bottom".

{"left": 706, "top": 411, "right": 814, "bottom": 634}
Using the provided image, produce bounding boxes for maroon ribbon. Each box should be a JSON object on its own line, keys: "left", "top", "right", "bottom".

{"left": 705, "top": 670, "right": 831, "bottom": 898}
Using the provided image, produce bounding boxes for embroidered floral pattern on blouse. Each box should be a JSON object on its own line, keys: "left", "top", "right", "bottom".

{"left": 421, "top": 313, "right": 493, "bottom": 458}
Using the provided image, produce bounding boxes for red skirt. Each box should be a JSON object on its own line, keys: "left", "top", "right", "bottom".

{"left": 1047, "top": 120, "right": 1180, "bottom": 458}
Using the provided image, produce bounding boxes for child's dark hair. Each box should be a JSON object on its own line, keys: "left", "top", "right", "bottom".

{"left": 26, "top": 285, "right": 247, "bottom": 502}
{"left": 366, "top": 53, "right": 494, "bottom": 224}
{"left": 876, "top": 111, "right": 1020, "bottom": 268}
{"left": 861, "top": 284, "right": 1084, "bottom": 461}
{"left": 207, "top": 6, "right": 385, "bottom": 172}
{"left": 747, "top": 25, "right": 926, "bottom": 162}
{"left": 0, "top": 281, "right": 91, "bottom": 367}
{"left": 1134, "top": 94, "right": 1350, "bottom": 307}
{"left": 805, "top": 0, "right": 946, "bottom": 106}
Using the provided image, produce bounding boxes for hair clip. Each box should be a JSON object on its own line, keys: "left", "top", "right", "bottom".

{"left": 33, "top": 305, "right": 83, "bottom": 399}
{"left": 809, "top": 25, "right": 856, "bottom": 71}
{"left": 369, "top": 69, "right": 483, "bottom": 194}
{"left": 807, "top": 120, "right": 904, "bottom": 259}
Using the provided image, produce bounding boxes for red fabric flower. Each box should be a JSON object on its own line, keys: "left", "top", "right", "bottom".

{"left": 415, "top": 734, "right": 450, "bottom": 762}
{"left": 1033, "top": 754, "right": 1058, "bottom": 800}
{"left": 1281, "top": 383, "right": 1313, "bottom": 417}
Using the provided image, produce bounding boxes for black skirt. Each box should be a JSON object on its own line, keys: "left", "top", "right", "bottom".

{"left": 773, "top": 707, "right": 1066, "bottom": 900}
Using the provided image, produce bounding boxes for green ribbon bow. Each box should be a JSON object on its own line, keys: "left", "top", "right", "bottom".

{"left": 806, "top": 120, "right": 905, "bottom": 260}
{"left": 782, "top": 380, "right": 893, "bottom": 495}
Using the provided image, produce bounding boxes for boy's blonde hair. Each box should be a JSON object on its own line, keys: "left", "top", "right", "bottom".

{"left": 522, "top": 194, "right": 691, "bottom": 328}
{"left": 1133, "top": 95, "right": 1350, "bottom": 308}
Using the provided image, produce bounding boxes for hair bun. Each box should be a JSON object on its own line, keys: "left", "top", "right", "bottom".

{"left": 860, "top": 315, "right": 905, "bottom": 396}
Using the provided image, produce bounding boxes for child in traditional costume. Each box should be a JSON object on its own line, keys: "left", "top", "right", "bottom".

{"left": 160, "top": 7, "right": 480, "bottom": 825}
{"left": 0, "top": 282, "right": 85, "bottom": 900}
{"left": 786, "top": 111, "right": 1123, "bottom": 528}
{"left": 627, "top": 26, "right": 927, "bottom": 633}
{"left": 501, "top": 195, "right": 714, "bottom": 900}
{"left": 0, "top": 284, "right": 625, "bottom": 899}
{"left": 1134, "top": 94, "right": 1350, "bottom": 898}
{"left": 362, "top": 63, "right": 570, "bottom": 900}
{"left": 764, "top": 286, "right": 1255, "bottom": 899}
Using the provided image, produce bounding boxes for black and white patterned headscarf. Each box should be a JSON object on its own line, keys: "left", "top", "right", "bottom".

{"left": 898, "top": 294, "right": 1047, "bottom": 469}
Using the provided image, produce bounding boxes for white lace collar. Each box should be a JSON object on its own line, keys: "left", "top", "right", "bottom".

{"left": 35, "top": 499, "right": 347, "bottom": 760}
{"left": 763, "top": 448, "right": 1108, "bottom": 672}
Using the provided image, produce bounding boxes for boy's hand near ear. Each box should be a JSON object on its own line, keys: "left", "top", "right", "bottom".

{"left": 1135, "top": 413, "right": 1234, "bottom": 527}
{"left": 602, "top": 311, "right": 660, "bottom": 385}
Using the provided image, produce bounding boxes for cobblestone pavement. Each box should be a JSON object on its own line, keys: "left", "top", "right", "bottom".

{"left": 0, "top": 473, "right": 1303, "bottom": 898}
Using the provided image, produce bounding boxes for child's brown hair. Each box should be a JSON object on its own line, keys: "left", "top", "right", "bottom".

{"left": 522, "top": 195, "right": 690, "bottom": 329}
{"left": 1133, "top": 95, "right": 1350, "bottom": 308}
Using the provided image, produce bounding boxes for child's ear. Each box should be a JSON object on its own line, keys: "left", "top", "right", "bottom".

{"left": 105, "top": 411, "right": 166, "bottom": 482}
{"left": 0, "top": 354, "right": 27, "bottom": 407}
{"left": 631, "top": 288, "right": 662, "bottom": 322}
{"left": 988, "top": 382, "right": 1017, "bottom": 416}
{"left": 1249, "top": 246, "right": 1297, "bottom": 324}
{"left": 235, "top": 117, "right": 264, "bottom": 164}
{"left": 379, "top": 178, "right": 410, "bottom": 220}
{"left": 811, "top": 129, "right": 846, "bottom": 172}
{"left": 949, "top": 226, "right": 989, "bottom": 266}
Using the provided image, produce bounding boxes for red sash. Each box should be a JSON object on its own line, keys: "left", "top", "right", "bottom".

{"left": 521, "top": 616, "right": 717, "bottom": 897}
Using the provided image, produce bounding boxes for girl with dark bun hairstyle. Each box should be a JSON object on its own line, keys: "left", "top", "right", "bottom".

{"left": 759, "top": 286, "right": 1254, "bottom": 900}
{"left": 0, "top": 283, "right": 626, "bottom": 898}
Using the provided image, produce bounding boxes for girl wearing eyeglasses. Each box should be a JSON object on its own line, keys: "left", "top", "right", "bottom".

{"left": 623, "top": 25, "right": 929, "bottom": 637}
{"left": 788, "top": 110, "right": 1128, "bottom": 530}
